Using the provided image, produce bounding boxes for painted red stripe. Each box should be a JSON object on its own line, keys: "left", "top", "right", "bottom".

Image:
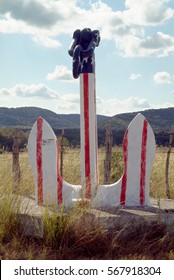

{"left": 120, "top": 129, "right": 128, "bottom": 205}
{"left": 83, "top": 73, "right": 91, "bottom": 198}
{"left": 56, "top": 139, "right": 63, "bottom": 204}
{"left": 36, "top": 117, "right": 43, "bottom": 205}
{"left": 140, "top": 120, "right": 148, "bottom": 206}
{"left": 58, "top": 174, "right": 63, "bottom": 204}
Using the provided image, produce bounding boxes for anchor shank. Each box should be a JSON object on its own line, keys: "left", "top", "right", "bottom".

{"left": 80, "top": 73, "right": 99, "bottom": 198}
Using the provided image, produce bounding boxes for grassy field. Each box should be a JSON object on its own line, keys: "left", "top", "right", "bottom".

{"left": 63, "top": 146, "right": 174, "bottom": 199}
{"left": 0, "top": 146, "right": 174, "bottom": 259}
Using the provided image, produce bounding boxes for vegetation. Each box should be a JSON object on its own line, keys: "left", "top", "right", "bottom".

{"left": 1, "top": 106, "right": 174, "bottom": 150}
{"left": 1, "top": 106, "right": 174, "bottom": 145}
{"left": 0, "top": 127, "right": 171, "bottom": 153}
{"left": 99, "top": 107, "right": 174, "bottom": 133}
{"left": 1, "top": 106, "right": 174, "bottom": 133}
{"left": 0, "top": 147, "right": 174, "bottom": 259}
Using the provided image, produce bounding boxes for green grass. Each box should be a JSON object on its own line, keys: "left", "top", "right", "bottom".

{"left": 0, "top": 147, "right": 174, "bottom": 260}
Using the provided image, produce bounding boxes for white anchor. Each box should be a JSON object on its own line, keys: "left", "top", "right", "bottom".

{"left": 28, "top": 29, "right": 156, "bottom": 208}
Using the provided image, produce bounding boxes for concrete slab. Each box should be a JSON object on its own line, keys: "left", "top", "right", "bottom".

{"left": 8, "top": 195, "right": 174, "bottom": 238}
{"left": 86, "top": 198, "right": 174, "bottom": 235}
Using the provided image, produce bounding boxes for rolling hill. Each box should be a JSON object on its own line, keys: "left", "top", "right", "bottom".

{"left": 0, "top": 106, "right": 174, "bottom": 133}
{"left": 98, "top": 107, "right": 174, "bottom": 133}
{"left": 0, "top": 107, "right": 109, "bottom": 129}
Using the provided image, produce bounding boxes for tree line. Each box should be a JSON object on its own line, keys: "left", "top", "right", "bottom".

{"left": 0, "top": 127, "right": 171, "bottom": 153}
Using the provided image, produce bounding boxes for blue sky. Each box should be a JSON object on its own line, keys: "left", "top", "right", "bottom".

{"left": 0, "top": 0, "right": 174, "bottom": 116}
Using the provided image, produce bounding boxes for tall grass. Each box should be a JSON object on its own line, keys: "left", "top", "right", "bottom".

{"left": 1, "top": 146, "right": 174, "bottom": 198}
{"left": 63, "top": 146, "right": 174, "bottom": 199}
{"left": 0, "top": 147, "right": 174, "bottom": 259}
{"left": 150, "top": 147, "right": 174, "bottom": 199}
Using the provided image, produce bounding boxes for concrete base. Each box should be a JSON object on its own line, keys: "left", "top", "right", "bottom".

{"left": 11, "top": 195, "right": 174, "bottom": 238}
{"left": 86, "top": 198, "right": 174, "bottom": 235}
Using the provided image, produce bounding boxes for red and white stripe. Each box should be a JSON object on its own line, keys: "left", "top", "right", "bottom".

{"left": 120, "top": 117, "right": 150, "bottom": 206}
{"left": 35, "top": 118, "right": 63, "bottom": 205}
{"left": 30, "top": 112, "right": 155, "bottom": 208}
{"left": 92, "top": 113, "right": 155, "bottom": 208}
{"left": 80, "top": 73, "right": 99, "bottom": 199}
{"left": 29, "top": 117, "right": 82, "bottom": 207}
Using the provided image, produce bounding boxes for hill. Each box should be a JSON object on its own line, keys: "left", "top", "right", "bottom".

{"left": 0, "top": 106, "right": 174, "bottom": 133}
{"left": 0, "top": 106, "right": 173, "bottom": 148}
{"left": 98, "top": 107, "right": 174, "bottom": 133}
{"left": 0, "top": 107, "right": 109, "bottom": 129}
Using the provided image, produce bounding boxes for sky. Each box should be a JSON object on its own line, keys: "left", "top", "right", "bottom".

{"left": 0, "top": 0, "right": 174, "bottom": 117}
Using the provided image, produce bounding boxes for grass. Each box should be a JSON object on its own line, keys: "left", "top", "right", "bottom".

{"left": 0, "top": 146, "right": 174, "bottom": 259}
{"left": 63, "top": 146, "right": 174, "bottom": 199}
{"left": 151, "top": 147, "right": 174, "bottom": 199}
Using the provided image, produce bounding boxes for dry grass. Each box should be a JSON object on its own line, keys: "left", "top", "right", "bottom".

{"left": 63, "top": 146, "right": 174, "bottom": 199}
{"left": 1, "top": 146, "right": 174, "bottom": 198}
{"left": 0, "top": 146, "right": 174, "bottom": 260}
{"left": 150, "top": 147, "right": 174, "bottom": 199}
{"left": 0, "top": 216, "right": 174, "bottom": 260}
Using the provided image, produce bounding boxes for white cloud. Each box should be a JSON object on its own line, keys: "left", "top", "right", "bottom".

{"left": 32, "top": 33, "right": 61, "bottom": 48}
{"left": 117, "top": 32, "right": 174, "bottom": 57}
{"left": 129, "top": 73, "right": 142, "bottom": 80}
{"left": 0, "top": 84, "right": 59, "bottom": 99}
{"left": 125, "top": 0, "right": 174, "bottom": 26}
{"left": 0, "top": 83, "right": 150, "bottom": 116}
{"left": 91, "top": 1, "right": 174, "bottom": 58}
{"left": 2, "top": 82, "right": 174, "bottom": 116}
{"left": 0, "top": 83, "right": 80, "bottom": 114}
{"left": 98, "top": 0, "right": 174, "bottom": 57}
{"left": 139, "top": 32, "right": 174, "bottom": 57}
{"left": 56, "top": 94, "right": 80, "bottom": 112}
{"left": 0, "top": 0, "right": 63, "bottom": 28}
{"left": 62, "top": 94, "right": 80, "bottom": 103}
{"left": 155, "top": 102, "right": 174, "bottom": 109}
{"left": 0, "top": 0, "right": 77, "bottom": 48}
{"left": 0, "top": 88, "right": 10, "bottom": 96}
{"left": 0, "top": 13, "right": 61, "bottom": 48}
{"left": 153, "top": 71, "right": 172, "bottom": 84}
{"left": 0, "top": 0, "right": 174, "bottom": 54}
{"left": 47, "top": 65, "right": 74, "bottom": 82}
{"left": 97, "top": 96, "right": 150, "bottom": 116}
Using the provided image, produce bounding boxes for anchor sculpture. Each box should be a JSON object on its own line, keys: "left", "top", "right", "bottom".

{"left": 28, "top": 28, "right": 156, "bottom": 208}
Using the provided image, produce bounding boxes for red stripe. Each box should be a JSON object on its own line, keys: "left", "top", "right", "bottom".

{"left": 140, "top": 120, "right": 148, "bottom": 205}
{"left": 58, "top": 174, "right": 63, "bottom": 204}
{"left": 56, "top": 139, "right": 63, "bottom": 204}
{"left": 36, "top": 117, "right": 43, "bottom": 205}
{"left": 83, "top": 73, "right": 91, "bottom": 198}
{"left": 120, "top": 129, "right": 128, "bottom": 205}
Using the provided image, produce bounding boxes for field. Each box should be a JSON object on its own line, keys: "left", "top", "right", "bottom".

{"left": 0, "top": 146, "right": 174, "bottom": 259}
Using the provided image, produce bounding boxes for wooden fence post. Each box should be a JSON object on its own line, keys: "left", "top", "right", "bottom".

{"left": 104, "top": 125, "right": 112, "bottom": 184}
{"left": 165, "top": 125, "right": 174, "bottom": 199}
{"left": 12, "top": 128, "right": 21, "bottom": 191}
